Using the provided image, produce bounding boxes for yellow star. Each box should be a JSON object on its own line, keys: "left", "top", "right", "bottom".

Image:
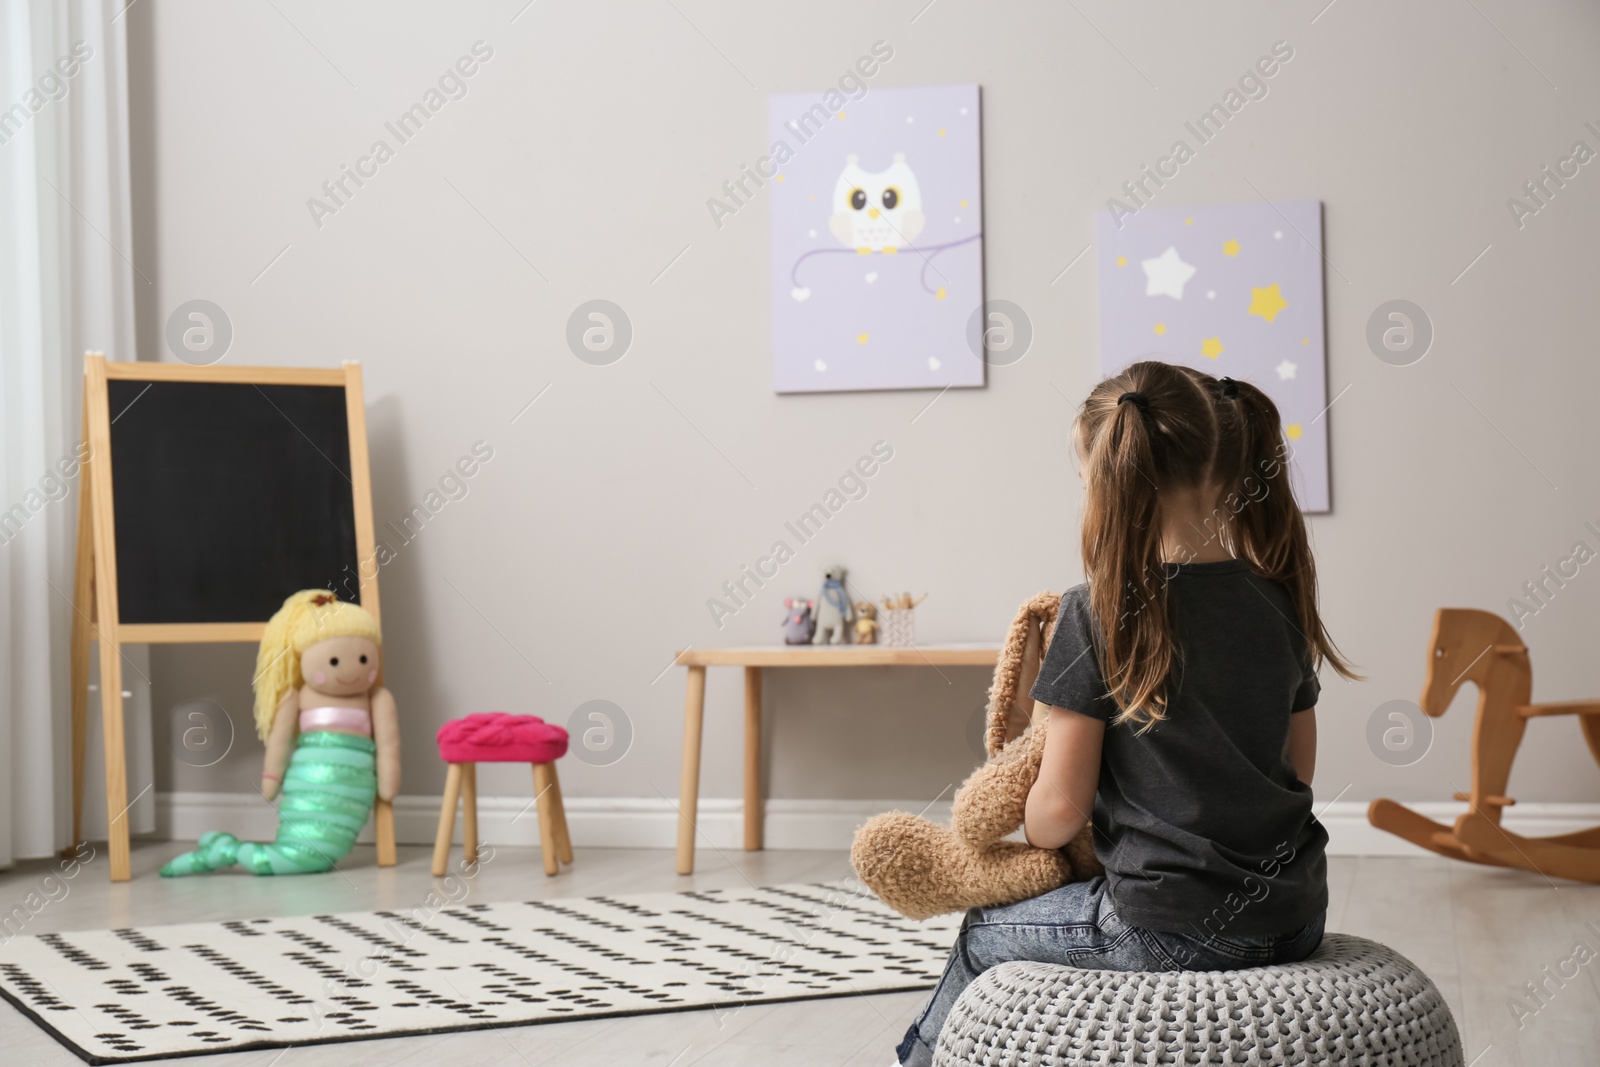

{"left": 1285, "top": 423, "right": 1303, "bottom": 440}
{"left": 837, "top": 112, "right": 846, "bottom": 120}
{"left": 935, "top": 287, "right": 947, "bottom": 300}
{"left": 1223, "top": 239, "right": 1240, "bottom": 257}
{"left": 1200, "top": 337, "right": 1224, "bottom": 359}
{"left": 1301, "top": 337, "right": 1309, "bottom": 345}
{"left": 937, "top": 128, "right": 947, "bottom": 136}
{"left": 856, "top": 333, "right": 869, "bottom": 343}
{"left": 1116, "top": 256, "right": 1127, "bottom": 267}
{"left": 1153, "top": 323, "right": 1166, "bottom": 335}
{"left": 1185, "top": 216, "right": 1194, "bottom": 225}
{"left": 959, "top": 199, "right": 969, "bottom": 208}
{"left": 1248, "top": 283, "right": 1288, "bottom": 323}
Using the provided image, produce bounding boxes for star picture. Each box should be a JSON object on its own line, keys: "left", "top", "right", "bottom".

{"left": 1095, "top": 198, "right": 1330, "bottom": 511}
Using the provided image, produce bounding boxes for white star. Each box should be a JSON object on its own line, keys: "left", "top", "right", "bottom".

{"left": 1206, "top": 290, "right": 1216, "bottom": 300}
{"left": 1275, "top": 359, "right": 1298, "bottom": 380}
{"left": 1273, "top": 230, "right": 1283, "bottom": 239}
{"left": 1142, "top": 246, "right": 1197, "bottom": 300}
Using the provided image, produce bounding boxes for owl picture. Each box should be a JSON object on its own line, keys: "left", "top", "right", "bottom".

{"left": 829, "top": 153, "right": 926, "bottom": 252}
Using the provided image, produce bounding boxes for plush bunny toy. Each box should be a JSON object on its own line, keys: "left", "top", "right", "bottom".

{"left": 850, "top": 592, "right": 1102, "bottom": 920}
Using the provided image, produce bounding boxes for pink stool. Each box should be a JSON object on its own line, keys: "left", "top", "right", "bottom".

{"left": 433, "top": 712, "right": 573, "bottom": 876}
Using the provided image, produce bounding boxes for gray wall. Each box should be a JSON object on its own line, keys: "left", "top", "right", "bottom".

{"left": 131, "top": 0, "right": 1600, "bottom": 812}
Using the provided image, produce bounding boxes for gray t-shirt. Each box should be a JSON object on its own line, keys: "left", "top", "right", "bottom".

{"left": 1030, "top": 560, "right": 1327, "bottom": 937}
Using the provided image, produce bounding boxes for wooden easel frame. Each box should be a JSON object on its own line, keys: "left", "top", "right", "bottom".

{"left": 71, "top": 354, "right": 392, "bottom": 881}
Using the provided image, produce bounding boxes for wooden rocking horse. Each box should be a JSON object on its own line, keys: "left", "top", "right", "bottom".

{"left": 1368, "top": 608, "right": 1600, "bottom": 881}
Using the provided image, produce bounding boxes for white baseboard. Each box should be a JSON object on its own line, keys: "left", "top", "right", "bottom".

{"left": 153, "top": 794, "right": 1600, "bottom": 857}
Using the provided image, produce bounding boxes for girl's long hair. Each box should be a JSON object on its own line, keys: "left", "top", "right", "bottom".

{"left": 1077, "top": 361, "right": 1219, "bottom": 729}
{"left": 1191, "top": 370, "right": 1358, "bottom": 683}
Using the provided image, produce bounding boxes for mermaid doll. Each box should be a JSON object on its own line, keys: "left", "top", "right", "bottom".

{"left": 161, "top": 590, "right": 400, "bottom": 876}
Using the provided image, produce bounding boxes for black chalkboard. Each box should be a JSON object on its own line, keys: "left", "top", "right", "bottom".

{"left": 107, "top": 379, "right": 362, "bottom": 624}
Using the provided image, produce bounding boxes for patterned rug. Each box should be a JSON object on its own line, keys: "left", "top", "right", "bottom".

{"left": 0, "top": 881, "right": 957, "bottom": 1064}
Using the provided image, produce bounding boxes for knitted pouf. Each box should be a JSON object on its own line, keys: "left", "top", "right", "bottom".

{"left": 934, "top": 934, "right": 1463, "bottom": 1067}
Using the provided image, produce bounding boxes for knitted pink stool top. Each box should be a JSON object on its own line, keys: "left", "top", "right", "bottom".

{"left": 436, "top": 712, "right": 569, "bottom": 764}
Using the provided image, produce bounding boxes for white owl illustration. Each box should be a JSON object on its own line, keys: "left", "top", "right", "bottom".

{"left": 829, "top": 153, "right": 925, "bottom": 252}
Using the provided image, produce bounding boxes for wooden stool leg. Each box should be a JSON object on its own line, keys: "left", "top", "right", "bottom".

{"left": 532, "top": 763, "right": 559, "bottom": 876}
{"left": 548, "top": 763, "right": 573, "bottom": 865}
{"left": 431, "top": 764, "right": 462, "bottom": 877}
{"left": 461, "top": 763, "right": 479, "bottom": 866}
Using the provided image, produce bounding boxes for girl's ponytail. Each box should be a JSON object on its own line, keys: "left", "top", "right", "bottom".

{"left": 1213, "top": 376, "right": 1358, "bottom": 681}
{"left": 1077, "top": 362, "right": 1218, "bottom": 729}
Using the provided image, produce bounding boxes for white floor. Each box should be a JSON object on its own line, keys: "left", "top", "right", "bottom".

{"left": 1, "top": 841, "right": 1597, "bottom": 1066}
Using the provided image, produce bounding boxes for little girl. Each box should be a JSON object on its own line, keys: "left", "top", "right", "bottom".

{"left": 894, "top": 361, "right": 1355, "bottom": 1066}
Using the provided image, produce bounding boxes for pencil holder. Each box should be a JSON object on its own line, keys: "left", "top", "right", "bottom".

{"left": 883, "top": 608, "right": 916, "bottom": 647}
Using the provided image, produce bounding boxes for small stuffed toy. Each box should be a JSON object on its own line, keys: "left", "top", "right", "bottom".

{"left": 814, "top": 565, "right": 854, "bottom": 644}
{"left": 853, "top": 601, "right": 879, "bottom": 644}
{"left": 162, "top": 590, "right": 399, "bottom": 877}
{"left": 782, "top": 598, "right": 816, "bottom": 645}
{"left": 850, "top": 592, "right": 1102, "bottom": 919}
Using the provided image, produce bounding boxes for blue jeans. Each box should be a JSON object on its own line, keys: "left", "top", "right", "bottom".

{"left": 896, "top": 876, "right": 1326, "bottom": 1067}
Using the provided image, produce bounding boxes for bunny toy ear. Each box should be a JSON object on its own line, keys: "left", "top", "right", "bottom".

{"left": 984, "top": 591, "right": 1061, "bottom": 759}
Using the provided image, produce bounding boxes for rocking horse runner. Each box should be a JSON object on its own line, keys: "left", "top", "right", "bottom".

{"left": 1368, "top": 607, "right": 1600, "bottom": 882}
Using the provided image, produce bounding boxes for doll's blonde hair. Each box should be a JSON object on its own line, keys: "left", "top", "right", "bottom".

{"left": 253, "top": 589, "right": 381, "bottom": 740}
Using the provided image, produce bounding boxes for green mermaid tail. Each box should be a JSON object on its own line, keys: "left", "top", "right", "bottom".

{"left": 161, "top": 732, "right": 378, "bottom": 877}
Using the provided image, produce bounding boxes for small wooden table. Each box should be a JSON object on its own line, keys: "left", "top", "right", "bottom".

{"left": 672, "top": 644, "right": 1000, "bottom": 874}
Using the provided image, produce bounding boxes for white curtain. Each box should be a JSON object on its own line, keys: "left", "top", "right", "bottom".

{"left": 0, "top": 0, "right": 151, "bottom": 867}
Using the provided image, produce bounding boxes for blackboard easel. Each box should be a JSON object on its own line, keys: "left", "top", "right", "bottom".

{"left": 72, "top": 354, "right": 390, "bottom": 881}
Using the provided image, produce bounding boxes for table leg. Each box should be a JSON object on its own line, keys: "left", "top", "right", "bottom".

{"left": 675, "top": 664, "right": 707, "bottom": 875}
{"left": 744, "top": 666, "right": 763, "bottom": 852}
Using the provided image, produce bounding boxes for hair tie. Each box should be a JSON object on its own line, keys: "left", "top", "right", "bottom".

{"left": 1219, "top": 377, "right": 1239, "bottom": 398}
{"left": 1117, "top": 391, "right": 1149, "bottom": 412}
